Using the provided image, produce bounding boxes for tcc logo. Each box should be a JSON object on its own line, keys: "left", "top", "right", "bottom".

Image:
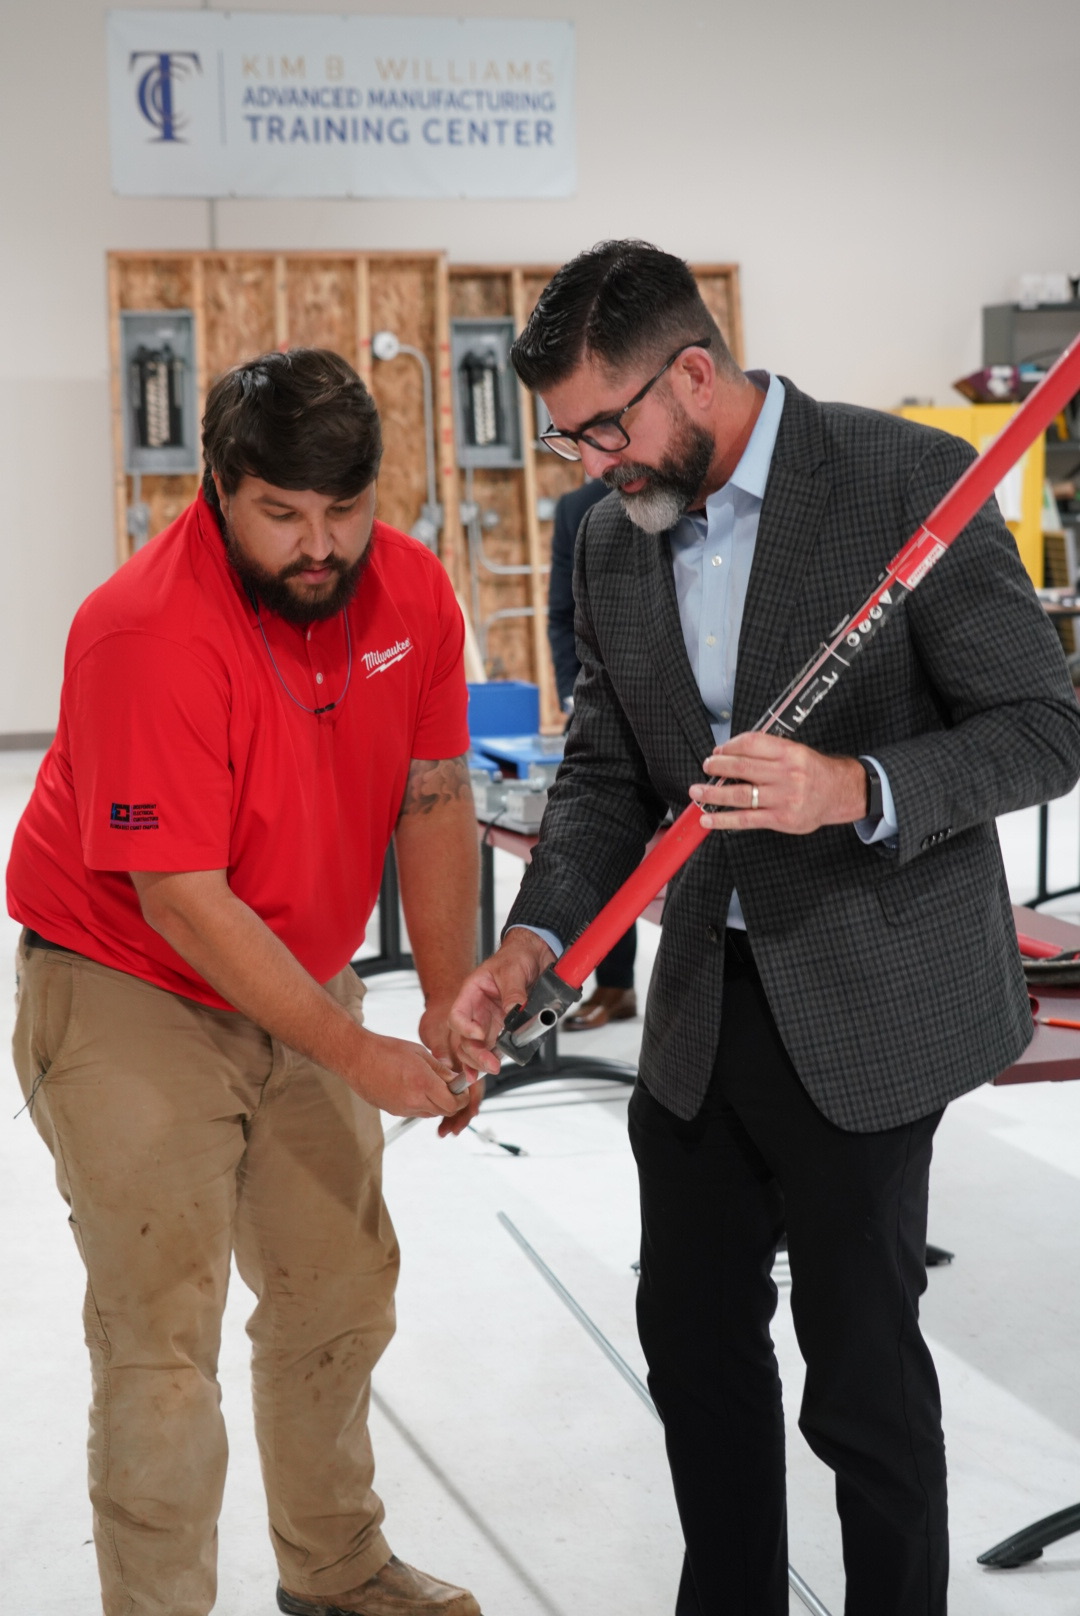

{"left": 129, "top": 51, "right": 201, "bottom": 143}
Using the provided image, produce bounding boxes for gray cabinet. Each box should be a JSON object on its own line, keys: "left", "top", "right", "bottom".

{"left": 983, "top": 302, "right": 1080, "bottom": 482}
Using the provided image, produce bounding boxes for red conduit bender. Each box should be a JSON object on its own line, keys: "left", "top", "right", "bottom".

{"left": 494, "top": 335, "right": 1080, "bottom": 1065}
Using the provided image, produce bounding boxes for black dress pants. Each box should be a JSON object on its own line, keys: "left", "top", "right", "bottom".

{"left": 595, "top": 923, "right": 637, "bottom": 990}
{"left": 628, "top": 931, "right": 947, "bottom": 1616}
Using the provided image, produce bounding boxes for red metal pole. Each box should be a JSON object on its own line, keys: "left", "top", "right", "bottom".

{"left": 553, "top": 334, "right": 1080, "bottom": 991}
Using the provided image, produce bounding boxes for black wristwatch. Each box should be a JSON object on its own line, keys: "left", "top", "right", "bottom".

{"left": 860, "top": 758, "right": 884, "bottom": 821}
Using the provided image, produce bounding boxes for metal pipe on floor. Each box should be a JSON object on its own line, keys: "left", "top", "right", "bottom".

{"left": 498, "top": 1211, "right": 835, "bottom": 1616}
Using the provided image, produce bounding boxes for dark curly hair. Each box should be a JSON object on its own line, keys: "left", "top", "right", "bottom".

{"left": 201, "top": 347, "right": 382, "bottom": 511}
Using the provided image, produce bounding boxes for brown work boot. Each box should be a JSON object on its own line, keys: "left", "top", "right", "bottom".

{"left": 563, "top": 986, "right": 637, "bottom": 1031}
{"left": 277, "top": 1558, "right": 481, "bottom": 1616}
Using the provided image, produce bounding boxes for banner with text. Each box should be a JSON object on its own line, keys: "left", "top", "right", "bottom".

{"left": 107, "top": 11, "right": 575, "bottom": 198}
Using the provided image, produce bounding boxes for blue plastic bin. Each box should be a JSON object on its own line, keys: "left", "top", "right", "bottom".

{"left": 466, "top": 680, "right": 540, "bottom": 740}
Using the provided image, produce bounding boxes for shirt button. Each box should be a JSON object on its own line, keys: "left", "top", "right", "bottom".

{"left": 705, "top": 634, "right": 717, "bottom": 647}
{"left": 719, "top": 709, "right": 731, "bottom": 721}
{"left": 315, "top": 672, "right": 324, "bottom": 685}
{"left": 711, "top": 554, "right": 723, "bottom": 567}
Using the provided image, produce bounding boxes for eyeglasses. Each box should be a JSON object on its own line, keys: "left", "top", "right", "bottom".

{"left": 538, "top": 338, "right": 712, "bottom": 462}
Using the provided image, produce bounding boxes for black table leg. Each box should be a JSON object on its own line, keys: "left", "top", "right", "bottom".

{"left": 479, "top": 836, "right": 497, "bottom": 961}
{"left": 1037, "top": 801, "right": 1050, "bottom": 905}
{"left": 1023, "top": 799, "right": 1080, "bottom": 909}
{"left": 352, "top": 842, "right": 415, "bottom": 979}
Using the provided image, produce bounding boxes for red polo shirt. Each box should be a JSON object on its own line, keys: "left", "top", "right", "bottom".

{"left": 7, "top": 491, "right": 469, "bottom": 1009}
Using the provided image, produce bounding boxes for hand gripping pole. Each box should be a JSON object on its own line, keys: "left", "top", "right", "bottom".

{"left": 496, "top": 333, "right": 1080, "bottom": 1064}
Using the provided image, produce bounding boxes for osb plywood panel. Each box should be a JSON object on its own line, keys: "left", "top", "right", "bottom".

{"left": 486, "top": 615, "right": 532, "bottom": 682}
{"left": 449, "top": 269, "right": 522, "bottom": 648}
{"left": 117, "top": 258, "right": 194, "bottom": 312}
{"left": 531, "top": 462, "right": 579, "bottom": 723}
{"left": 368, "top": 258, "right": 438, "bottom": 536}
{"left": 517, "top": 267, "right": 563, "bottom": 719}
{"left": 139, "top": 473, "right": 200, "bottom": 540}
{"left": 203, "top": 256, "right": 277, "bottom": 381}
{"left": 371, "top": 258, "right": 437, "bottom": 352}
{"left": 112, "top": 252, "right": 441, "bottom": 562}
{"left": 450, "top": 273, "right": 510, "bottom": 320}
{"left": 536, "top": 455, "right": 584, "bottom": 505}
{"left": 109, "top": 254, "right": 742, "bottom": 718}
{"left": 468, "top": 466, "right": 530, "bottom": 681}
{"left": 286, "top": 258, "right": 357, "bottom": 364}
{"left": 447, "top": 266, "right": 556, "bottom": 697}
{"left": 520, "top": 268, "right": 558, "bottom": 316}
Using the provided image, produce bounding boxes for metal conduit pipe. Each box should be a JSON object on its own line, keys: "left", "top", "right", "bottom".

{"left": 372, "top": 329, "right": 441, "bottom": 549}
{"left": 463, "top": 465, "right": 546, "bottom": 663}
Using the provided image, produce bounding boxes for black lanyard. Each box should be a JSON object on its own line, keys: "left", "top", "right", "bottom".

{"left": 247, "top": 584, "right": 353, "bottom": 716}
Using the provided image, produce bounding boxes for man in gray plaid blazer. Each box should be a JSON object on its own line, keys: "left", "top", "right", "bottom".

{"left": 449, "top": 243, "right": 1080, "bottom": 1616}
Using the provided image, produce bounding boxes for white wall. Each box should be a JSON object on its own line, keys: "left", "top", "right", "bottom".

{"left": 3, "top": 0, "right": 1078, "bottom": 733}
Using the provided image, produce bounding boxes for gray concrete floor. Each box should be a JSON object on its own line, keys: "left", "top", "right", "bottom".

{"left": 3, "top": 750, "right": 1080, "bottom": 1614}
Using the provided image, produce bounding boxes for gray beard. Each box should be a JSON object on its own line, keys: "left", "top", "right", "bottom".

{"left": 603, "top": 415, "right": 715, "bottom": 535}
{"left": 613, "top": 483, "right": 693, "bottom": 534}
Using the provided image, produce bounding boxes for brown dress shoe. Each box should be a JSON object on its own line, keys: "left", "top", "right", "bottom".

{"left": 278, "top": 1556, "right": 482, "bottom": 1616}
{"left": 562, "top": 985, "right": 637, "bottom": 1031}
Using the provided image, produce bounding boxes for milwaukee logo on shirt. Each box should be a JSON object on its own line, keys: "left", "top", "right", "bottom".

{"left": 362, "top": 637, "right": 413, "bottom": 678}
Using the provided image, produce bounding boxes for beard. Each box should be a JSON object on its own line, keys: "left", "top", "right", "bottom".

{"left": 223, "top": 525, "right": 374, "bottom": 627}
{"left": 603, "top": 412, "right": 715, "bottom": 534}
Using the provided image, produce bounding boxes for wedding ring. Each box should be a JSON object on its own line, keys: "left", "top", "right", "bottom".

{"left": 750, "top": 785, "right": 760, "bottom": 810}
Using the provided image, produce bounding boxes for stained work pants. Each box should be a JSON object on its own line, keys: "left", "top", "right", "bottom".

{"left": 13, "top": 936, "right": 399, "bottom": 1616}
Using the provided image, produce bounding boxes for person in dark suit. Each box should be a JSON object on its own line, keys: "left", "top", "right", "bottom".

{"left": 548, "top": 477, "right": 638, "bottom": 1028}
{"left": 449, "top": 243, "right": 1080, "bottom": 1616}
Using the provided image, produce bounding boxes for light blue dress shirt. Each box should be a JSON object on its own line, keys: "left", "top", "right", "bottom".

{"left": 519, "top": 370, "right": 897, "bottom": 955}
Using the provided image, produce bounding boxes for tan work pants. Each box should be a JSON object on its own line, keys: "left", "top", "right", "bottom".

{"left": 13, "top": 936, "right": 398, "bottom": 1616}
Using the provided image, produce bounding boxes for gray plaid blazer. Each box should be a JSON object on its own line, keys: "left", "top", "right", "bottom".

{"left": 507, "top": 380, "right": 1080, "bottom": 1130}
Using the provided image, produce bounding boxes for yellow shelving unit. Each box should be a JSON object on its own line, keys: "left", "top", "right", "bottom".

{"left": 896, "top": 404, "right": 1045, "bottom": 587}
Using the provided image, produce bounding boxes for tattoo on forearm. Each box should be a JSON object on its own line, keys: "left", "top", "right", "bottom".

{"left": 398, "top": 754, "right": 472, "bottom": 818}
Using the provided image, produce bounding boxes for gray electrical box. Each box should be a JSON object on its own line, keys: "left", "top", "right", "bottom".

{"left": 450, "top": 317, "right": 522, "bottom": 469}
{"left": 120, "top": 309, "right": 199, "bottom": 475}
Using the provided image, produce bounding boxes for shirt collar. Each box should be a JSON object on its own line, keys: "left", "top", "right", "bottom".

{"left": 678, "top": 371, "right": 785, "bottom": 540}
{"left": 718, "top": 370, "right": 785, "bottom": 502}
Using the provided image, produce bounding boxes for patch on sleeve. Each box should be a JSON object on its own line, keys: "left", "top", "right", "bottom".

{"left": 110, "top": 802, "right": 160, "bottom": 830}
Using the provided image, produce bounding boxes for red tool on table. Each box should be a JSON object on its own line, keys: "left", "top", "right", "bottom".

{"left": 494, "top": 333, "right": 1080, "bottom": 1065}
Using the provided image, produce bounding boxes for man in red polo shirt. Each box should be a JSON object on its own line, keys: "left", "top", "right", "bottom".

{"left": 9, "top": 349, "right": 483, "bottom": 1616}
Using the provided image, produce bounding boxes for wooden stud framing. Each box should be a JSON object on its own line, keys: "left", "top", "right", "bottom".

{"left": 273, "top": 255, "right": 289, "bottom": 350}
{"left": 510, "top": 267, "right": 558, "bottom": 730}
{"left": 108, "top": 250, "right": 447, "bottom": 565}
{"left": 190, "top": 255, "right": 208, "bottom": 486}
{"left": 355, "top": 256, "right": 372, "bottom": 387}
{"left": 106, "top": 252, "right": 743, "bottom": 722}
{"left": 367, "top": 254, "right": 439, "bottom": 544}
{"left": 447, "top": 266, "right": 530, "bottom": 688}
{"left": 433, "top": 255, "right": 466, "bottom": 604}
{"left": 107, "top": 254, "right": 128, "bottom": 569}
{"left": 108, "top": 252, "right": 200, "bottom": 559}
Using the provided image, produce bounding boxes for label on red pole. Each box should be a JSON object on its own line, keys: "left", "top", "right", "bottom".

{"left": 890, "top": 527, "right": 948, "bottom": 592}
